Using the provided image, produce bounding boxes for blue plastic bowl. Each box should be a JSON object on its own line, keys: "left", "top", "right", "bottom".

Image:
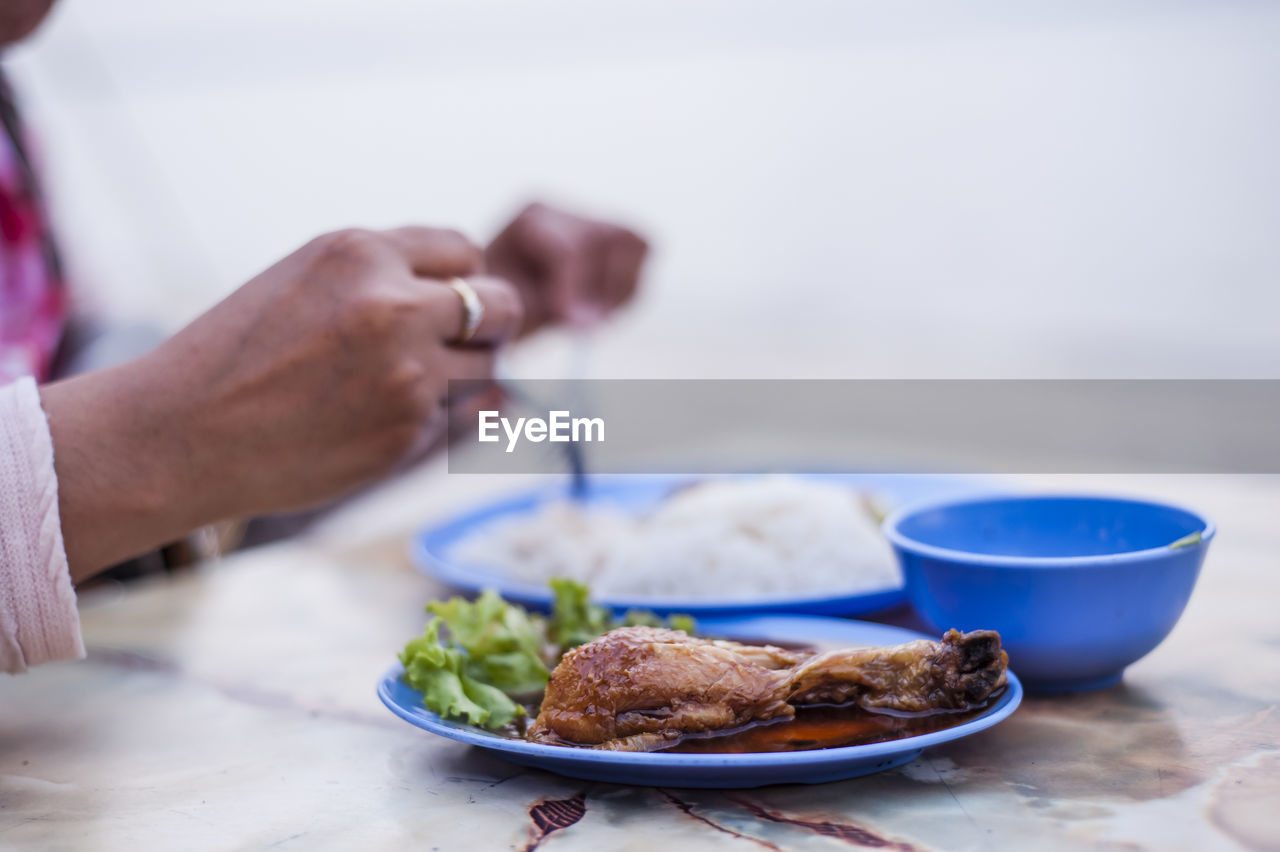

{"left": 883, "top": 494, "right": 1215, "bottom": 693}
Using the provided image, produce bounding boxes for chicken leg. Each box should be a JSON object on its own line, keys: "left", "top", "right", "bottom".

{"left": 528, "top": 626, "right": 1007, "bottom": 750}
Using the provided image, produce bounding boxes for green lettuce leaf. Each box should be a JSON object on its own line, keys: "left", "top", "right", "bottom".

{"left": 547, "top": 578, "right": 613, "bottom": 650}
{"left": 456, "top": 675, "right": 522, "bottom": 729}
{"left": 427, "top": 589, "right": 549, "bottom": 694}
{"left": 399, "top": 617, "right": 524, "bottom": 728}
{"left": 621, "top": 608, "right": 664, "bottom": 628}
{"left": 666, "top": 614, "right": 697, "bottom": 635}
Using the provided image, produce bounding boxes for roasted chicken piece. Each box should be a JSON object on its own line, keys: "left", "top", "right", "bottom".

{"left": 785, "top": 628, "right": 1007, "bottom": 713}
{"left": 528, "top": 626, "right": 1007, "bottom": 751}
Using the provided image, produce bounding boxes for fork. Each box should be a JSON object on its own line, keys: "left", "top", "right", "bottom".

{"left": 495, "top": 330, "right": 594, "bottom": 500}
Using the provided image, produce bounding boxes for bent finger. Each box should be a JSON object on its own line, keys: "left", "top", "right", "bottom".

{"left": 382, "top": 226, "right": 484, "bottom": 279}
{"left": 602, "top": 230, "right": 649, "bottom": 310}
{"left": 424, "top": 275, "right": 525, "bottom": 347}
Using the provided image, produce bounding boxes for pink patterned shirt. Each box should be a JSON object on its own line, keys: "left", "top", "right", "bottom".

{"left": 0, "top": 72, "right": 67, "bottom": 383}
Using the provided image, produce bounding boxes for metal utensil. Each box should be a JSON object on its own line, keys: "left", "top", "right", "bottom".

{"left": 495, "top": 330, "right": 594, "bottom": 499}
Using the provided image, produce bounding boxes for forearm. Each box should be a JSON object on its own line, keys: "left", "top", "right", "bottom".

{"left": 39, "top": 358, "right": 213, "bottom": 584}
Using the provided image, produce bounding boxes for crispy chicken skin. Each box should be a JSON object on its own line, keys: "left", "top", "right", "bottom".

{"left": 528, "top": 627, "right": 801, "bottom": 751}
{"left": 528, "top": 626, "right": 1007, "bottom": 751}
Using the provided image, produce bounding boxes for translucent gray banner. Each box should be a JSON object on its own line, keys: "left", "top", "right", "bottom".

{"left": 446, "top": 380, "right": 1280, "bottom": 474}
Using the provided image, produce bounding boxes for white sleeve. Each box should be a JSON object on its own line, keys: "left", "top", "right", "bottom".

{"left": 0, "top": 376, "right": 83, "bottom": 673}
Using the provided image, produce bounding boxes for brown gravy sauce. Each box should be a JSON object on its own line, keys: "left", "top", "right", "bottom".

{"left": 662, "top": 695, "right": 1000, "bottom": 754}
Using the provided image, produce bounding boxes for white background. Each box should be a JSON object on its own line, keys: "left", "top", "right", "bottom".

{"left": 7, "top": 0, "right": 1280, "bottom": 379}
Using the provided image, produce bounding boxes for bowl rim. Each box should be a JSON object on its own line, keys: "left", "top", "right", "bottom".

{"left": 882, "top": 492, "right": 1217, "bottom": 569}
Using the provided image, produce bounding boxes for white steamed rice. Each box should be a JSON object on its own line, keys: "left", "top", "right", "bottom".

{"left": 452, "top": 476, "right": 900, "bottom": 601}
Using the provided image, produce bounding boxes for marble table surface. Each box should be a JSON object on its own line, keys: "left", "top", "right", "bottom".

{"left": 2, "top": 472, "right": 1278, "bottom": 851}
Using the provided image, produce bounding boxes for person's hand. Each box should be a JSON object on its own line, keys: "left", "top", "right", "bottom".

{"left": 485, "top": 202, "right": 648, "bottom": 335}
{"left": 40, "top": 227, "right": 523, "bottom": 580}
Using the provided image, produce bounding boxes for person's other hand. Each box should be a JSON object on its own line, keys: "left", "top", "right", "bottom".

{"left": 485, "top": 202, "right": 648, "bottom": 335}
{"left": 41, "top": 227, "right": 523, "bottom": 579}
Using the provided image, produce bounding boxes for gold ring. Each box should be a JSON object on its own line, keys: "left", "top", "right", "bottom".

{"left": 447, "top": 277, "right": 484, "bottom": 344}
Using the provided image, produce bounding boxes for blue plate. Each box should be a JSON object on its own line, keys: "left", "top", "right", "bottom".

{"left": 411, "top": 474, "right": 991, "bottom": 617}
{"left": 378, "top": 615, "right": 1023, "bottom": 788}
